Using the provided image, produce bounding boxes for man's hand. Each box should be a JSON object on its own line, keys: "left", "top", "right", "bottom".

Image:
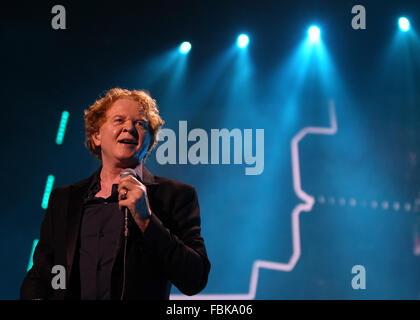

{"left": 118, "top": 175, "right": 151, "bottom": 233}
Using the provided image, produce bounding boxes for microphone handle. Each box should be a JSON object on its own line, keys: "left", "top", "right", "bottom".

{"left": 124, "top": 207, "right": 129, "bottom": 237}
{"left": 121, "top": 207, "right": 129, "bottom": 300}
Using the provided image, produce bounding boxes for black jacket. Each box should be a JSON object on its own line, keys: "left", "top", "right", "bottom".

{"left": 20, "top": 165, "right": 210, "bottom": 299}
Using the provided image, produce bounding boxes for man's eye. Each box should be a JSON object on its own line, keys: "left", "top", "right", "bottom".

{"left": 114, "top": 119, "right": 123, "bottom": 123}
{"left": 136, "top": 121, "right": 145, "bottom": 126}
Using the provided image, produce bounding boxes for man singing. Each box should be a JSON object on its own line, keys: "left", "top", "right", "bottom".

{"left": 20, "top": 88, "right": 211, "bottom": 299}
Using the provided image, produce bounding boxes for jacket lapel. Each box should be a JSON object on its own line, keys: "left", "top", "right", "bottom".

{"left": 141, "top": 164, "right": 159, "bottom": 200}
{"left": 141, "top": 164, "right": 157, "bottom": 185}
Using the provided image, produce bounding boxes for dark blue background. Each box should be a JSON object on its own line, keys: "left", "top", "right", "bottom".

{"left": 1, "top": 0, "right": 419, "bottom": 299}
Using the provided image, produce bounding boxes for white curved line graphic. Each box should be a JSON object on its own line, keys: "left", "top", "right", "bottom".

{"left": 171, "top": 100, "right": 338, "bottom": 299}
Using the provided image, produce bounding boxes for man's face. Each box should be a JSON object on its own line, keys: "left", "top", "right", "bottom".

{"left": 92, "top": 98, "right": 151, "bottom": 167}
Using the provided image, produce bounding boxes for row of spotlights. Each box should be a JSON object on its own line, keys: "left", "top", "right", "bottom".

{"left": 179, "top": 34, "right": 250, "bottom": 53}
{"left": 179, "top": 17, "right": 411, "bottom": 53}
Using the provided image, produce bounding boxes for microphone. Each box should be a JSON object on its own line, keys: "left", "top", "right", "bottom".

{"left": 119, "top": 168, "right": 137, "bottom": 300}
{"left": 120, "top": 168, "right": 137, "bottom": 237}
{"left": 120, "top": 168, "right": 137, "bottom": 179}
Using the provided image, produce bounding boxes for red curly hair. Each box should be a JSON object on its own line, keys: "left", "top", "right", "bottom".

{"left": 84, "top": 88, "right": 164, "bottom": 161}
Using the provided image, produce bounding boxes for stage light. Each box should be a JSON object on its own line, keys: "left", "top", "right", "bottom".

{"left": 308, "top": 26, "right": 321, "bottom": 42}
{"left": 41, "top": 174, "right": 55, "bottom": 210}
{"left": 398, "top": 17, "right": 410, "bottom": 32}
{"left": 27, "top": 239, "right": 39, "bottom": 271}
{"left": 179, "top": 41, "right": 191, "bottom": 54}
{"left": 237, "top": 34, "right": 249, "bottom": 48}
{"left": 55, "top": 110, "right": 69, "bottom": 145}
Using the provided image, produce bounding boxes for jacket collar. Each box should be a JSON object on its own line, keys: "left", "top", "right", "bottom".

{"left": 141, "top": 165, "right": 158, "bottom": 186}
{"left": 71, "top": 162, "right": 157, "bottom": 191}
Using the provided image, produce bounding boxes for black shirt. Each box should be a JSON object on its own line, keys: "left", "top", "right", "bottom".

{"left": 79, "top": 176, "right": 123, "bottom": 300}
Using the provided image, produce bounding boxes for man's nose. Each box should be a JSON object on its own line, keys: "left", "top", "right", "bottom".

{"left": 123, "top": 121, "right": 137, "bottom": 134}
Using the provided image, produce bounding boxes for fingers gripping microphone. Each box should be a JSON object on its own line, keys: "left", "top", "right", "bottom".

{"left": 119, "top": 168, "right": 137, "bottom": 300}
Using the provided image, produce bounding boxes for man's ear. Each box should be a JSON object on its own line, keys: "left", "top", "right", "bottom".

{"left": 92, "top": 131, "right": 101, "bottom": 147}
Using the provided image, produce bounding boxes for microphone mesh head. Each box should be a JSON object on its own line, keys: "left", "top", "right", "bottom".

{"left": 120, "top": 168, "right": 137, "bottom": 178}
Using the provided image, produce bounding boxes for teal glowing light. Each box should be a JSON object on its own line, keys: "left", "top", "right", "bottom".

{"left": 179, "top": 41, "right": 191, "bottom": 54}
{"left": 237, "top": 34, "right": 249, "bottom": 48}
{"left": 308, "top": 26, "right": 321, "bottom": 42}
{"left": 398, "top": 17, "right": 410, "bottom": 32}
{"left": 27, "top": 239, "right": 39, "bottom": 271}
{"left": 55, "top": 110, "right": 69, "bottom": 145}
{"left": 41, "top": 175, "right": 55, "bottom": 210}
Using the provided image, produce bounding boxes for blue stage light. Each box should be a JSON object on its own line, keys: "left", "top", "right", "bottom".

{"left": 179, "top": 41, "right": 191, "bottom": 54}
{"left": 27, "top": 239, "right": 39, "bottom": 271}
{"left": 237, "top": 34, "right": 249, "bottom": 48}
{"left": 56, "top": 110, "right": 69, "bottom": 145}
{"left": 41, "top": 174, "right": 55, "bottom": 210}
{"left": 308, "top": 26, "right": 321, "bottom": 42}
{"left": 398, "top": 17, "right": 410, "bottom": 32}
